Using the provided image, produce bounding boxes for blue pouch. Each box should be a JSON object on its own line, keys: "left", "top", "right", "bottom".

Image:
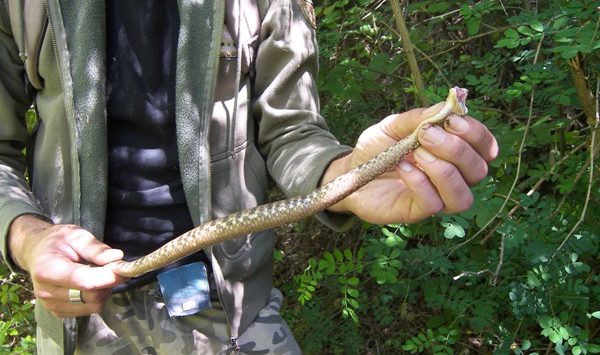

{"left": 157, "top": 262, "right": 212, "bottom": 318}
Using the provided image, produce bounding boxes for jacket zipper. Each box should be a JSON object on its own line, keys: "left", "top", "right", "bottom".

{"left": 206, "top": 0, "right": 244, "bottom": 346}
{"left": 29, "top": 14, "right": 49, "bottom": 90}
{"left": 43, "top": 1, "right": 64, "bottom": 90}
{"left": 205, "top": 0, "right": 226, "bottom": 231}
{"left": 44, "top": 0, "right": 80, "bottom": 227}
{"left": 228, "top": 3, "right": 244, "bottom": 160}
{"left": 231, "top": 337, "right": 241, "bottom": 353}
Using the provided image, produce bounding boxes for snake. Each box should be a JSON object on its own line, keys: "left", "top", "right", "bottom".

{"left": 107, "top": 87, "right": 469, "bottom": 277}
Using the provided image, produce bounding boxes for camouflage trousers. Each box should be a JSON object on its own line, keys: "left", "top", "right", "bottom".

{"left": 74, "top": 285, "right": 301, "bottom": 354}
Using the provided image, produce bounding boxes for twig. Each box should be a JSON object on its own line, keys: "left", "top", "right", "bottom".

{"left": 415, "top": 7, "right": 462, "bottom": 25}
{"left": 551, "top": 78, "right": 599, "bottom": 258}
{"left": 452, "top": 269, "right": 494, "bottom": 281}
{"left": 498, "top": 0, "right": 509, "bottom": 16}
{"left": 491, "top": 234, "right": 506, "bottom": 286}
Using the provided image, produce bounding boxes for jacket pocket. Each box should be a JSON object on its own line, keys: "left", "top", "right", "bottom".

{"left": 210, "top": 144, "right": 269, "bottom": 257}
{"left": 8, "top": 0, "right": 48, "bottom": 90}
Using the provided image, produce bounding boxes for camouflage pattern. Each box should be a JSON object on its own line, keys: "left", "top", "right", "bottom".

{"left": 74, "top": 286, "right": 300, "bottom": 354}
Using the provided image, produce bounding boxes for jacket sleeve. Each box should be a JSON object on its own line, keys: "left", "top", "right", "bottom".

{"left": 253, "top": 0, "right": 354, "bottom": 231}
{"left": 0, "top": 8, "right": 48, "bottom": 272}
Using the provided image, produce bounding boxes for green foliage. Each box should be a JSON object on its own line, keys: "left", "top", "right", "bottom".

{"left": 401, "top": 327, "right": 458, "bottom": 354}
{"left": 278, "top": 0, "right": 600, "bottom": 353}
{"left": 0, "top": 263, "right": 35, "bottom": 353}
{"left": 294, "top": 247, "right": 364, "bottom": 322}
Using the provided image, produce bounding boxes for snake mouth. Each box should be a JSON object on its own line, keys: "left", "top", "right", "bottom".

{"left": 452, "top": 86, "right": 469, "bottom": 115}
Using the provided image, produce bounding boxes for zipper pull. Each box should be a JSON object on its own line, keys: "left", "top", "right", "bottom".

{"left": 230, "top": 337, "right": 240, "bottom": 352}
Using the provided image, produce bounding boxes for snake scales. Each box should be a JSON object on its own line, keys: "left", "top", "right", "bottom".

{"left": 107, "top": 87, "right": 469, "bottom": 277}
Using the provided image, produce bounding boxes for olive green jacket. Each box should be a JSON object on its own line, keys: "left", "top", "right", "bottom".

{"left": 0, "top": 0, "right": 351, "bottom": 353}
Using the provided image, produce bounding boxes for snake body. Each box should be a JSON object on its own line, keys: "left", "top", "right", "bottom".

{"left": 108, "top": 87, "right": 469, "bottom": 277}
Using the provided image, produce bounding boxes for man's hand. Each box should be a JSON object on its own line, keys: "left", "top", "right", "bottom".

{"left": 8, "top": 215, "right": 127, "bottom": 318}
{"left": 322, "top": 102, "right": 498, "bottom": 224}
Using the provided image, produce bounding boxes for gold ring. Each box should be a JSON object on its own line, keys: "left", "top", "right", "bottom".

{"left": 68, "top": 288, "right": 84, "bottom": 304}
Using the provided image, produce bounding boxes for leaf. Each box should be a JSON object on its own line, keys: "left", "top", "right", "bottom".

{"left": 442, "top": 221, "right": 465, "bottom": 239}
{"left": 588, "top": 311, "right": 600, "bottom": 319}
{"left": 402, "top": 341, "right": 417, "bottom": 352}
{"left": 356, "top": 247, "right": 365, "bottom": 261}
{"left": 505, "top": 28, "right": 519, "bottom": 38}
{"left": 561, "top": 48, "right": 580, "bottom": 59}
{"left": 346, "top": 276, "right": 360, "bottom": 286}
{"left": 531, "top": 20, "right": 544, "bottom": 32}
{"left": 558, "top": 326, "right": 569, "bottom": 340}
{"left": 343, "top": 248, "right": 353, "bottom": 261}
{"left": 346, "top": 288, "right": 359, "bottom": 298}
{"left": 347, "top": 298, "right": 359, "bottom": 309}
{"left": 587, "top": 344, "right": 600, "bottom": 353}
{"left": 496, "top": 38, "right": 520, "bottom": 49}
{"left": 517, "top": 26, "right": 533, "bottom": 36}
{"left": 467, "top": 18, "right": 480, "bottom": 35}
{"left": 318, "top": 259, "right": 335, "bottom": 274}
{"left": 428, "top": 2, "right": 450, "bottom": 13}
{"left": 323, "top": 252, "right": 334, "bottom": 263}
{"left": 347, "top": 308, "right": 359, "bottom": 322}
{"left": 333, "top": 249, "right": 343, "bottom": 262}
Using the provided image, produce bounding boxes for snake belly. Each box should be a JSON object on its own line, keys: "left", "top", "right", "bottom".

{"left": 108, "top": 87, "right": 469, "bottom": 277}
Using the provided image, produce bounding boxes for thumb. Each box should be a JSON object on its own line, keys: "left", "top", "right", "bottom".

{"left": 65, "top": 228, "right": 124, "bottom": 266}
{"left": 380, "top": 102, "right": 446, "bottom": 140}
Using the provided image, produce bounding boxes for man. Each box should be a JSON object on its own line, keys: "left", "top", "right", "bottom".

{"left": 0, "top": 0, "right": 497, "bottom": 353}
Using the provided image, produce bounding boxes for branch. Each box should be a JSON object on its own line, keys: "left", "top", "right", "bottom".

{"left": 380, "top": 20, "right": 450, "bottom": 86}
{"left": 491, "top": 234, "right": 505, "bottom": 286}
{"left": 389, "top": 0, "right": 428, "bottom": 106}
{"left": 447, "top": 33, "right": 545, "bottom": 255}
{"left": 478, "top": 141, "right": 587, "bottom": 245}
{"left": 568, "top": 54, "right": 597, "bottom": 128}
{"left": 552, "top": 78, "right": 600, "bottom": 258}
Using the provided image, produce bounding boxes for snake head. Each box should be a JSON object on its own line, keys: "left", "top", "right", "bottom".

{"left": 448, "top": 87, "right": 469, "bottom": 116}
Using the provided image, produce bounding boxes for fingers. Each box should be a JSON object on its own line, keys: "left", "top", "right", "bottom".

{"left": 444, "top": 114, "right": 499, "bottom": 162}
{"left": 388, "top": 108, "right": 498, "bottom": 215}
{"left": 412, "top": 148, "right": 474, "bottom": 213}
{"left": 23, "top": 224, "right": 128, "bottom": 318}
{"left": 417, "top": 125, "right": 488, "bottom": 186}
{"left": 64, "top": 226, "right": 125, "bottom": 266}
{"left": 395, "top": 161, "right": 445, "bottom": 222}
{"left": 383, "top": 109, "right": 498, "bottom": 163}
{"left": 33, "top": 257, "right": 125, "bottom": 291}
{"left": 33, "top": 281, "right": 113, "bottom": 318}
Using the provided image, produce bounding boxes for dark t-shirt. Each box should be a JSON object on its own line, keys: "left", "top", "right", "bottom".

{"left": 104, "top": 0, "right": 208, "bottom": 291}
